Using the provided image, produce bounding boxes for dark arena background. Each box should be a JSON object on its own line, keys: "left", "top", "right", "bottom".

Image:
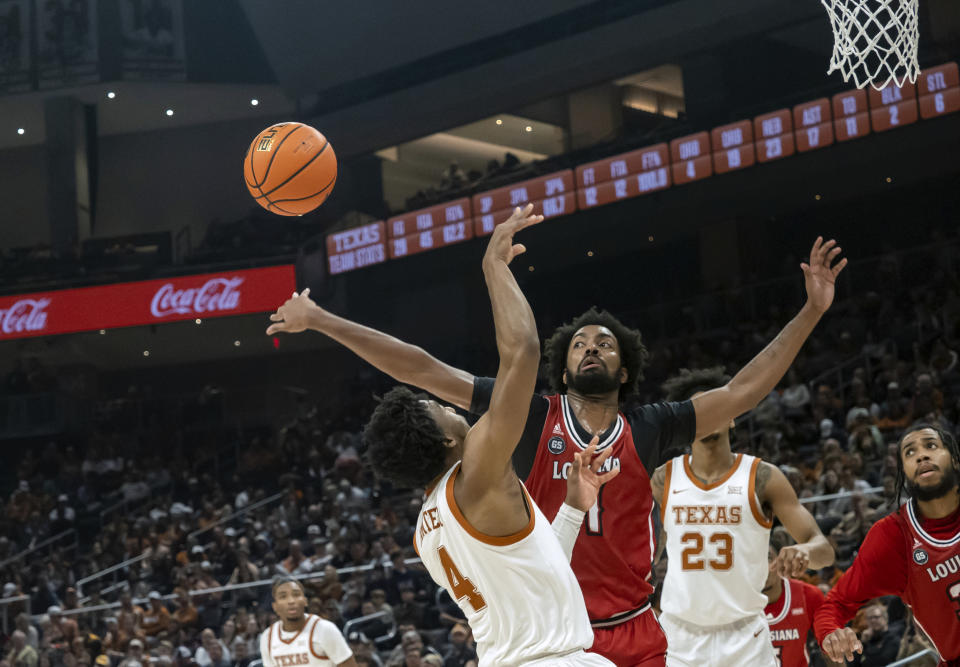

{"left": 1, "top": 1, "right": 959, "bottom": 666}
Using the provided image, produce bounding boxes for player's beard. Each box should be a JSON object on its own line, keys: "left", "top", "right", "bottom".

{"left": 907, "top": 464, "right": 959, "bottom": 501}
{"left": 566, "top": 365, "right": 621, "bottom": 396}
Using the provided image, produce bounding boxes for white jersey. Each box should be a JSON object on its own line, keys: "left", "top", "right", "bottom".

{"left": 260, "top": 614, "right": 352, "bottom": 667}
{"left": 414, "top": 462, "right": 594, "bottom": 666}
{"left": 660, "top": 453, "right": 773, "bottom": 627}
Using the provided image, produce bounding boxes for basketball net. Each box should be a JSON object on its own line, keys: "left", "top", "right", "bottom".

{"left": 821, "top": 0, "right": 919, "bottom": 90}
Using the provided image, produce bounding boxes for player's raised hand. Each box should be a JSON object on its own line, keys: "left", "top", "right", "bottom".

{"left": 266, "top": 288, "right": 321, "bottom": 335}
{"left": 770, "top": 544, "right": 812, "bottom": 578}
{"left": 802, "top": 236, "right": 848, "bottom": 314}
{"left": 821, "top": 627, "right": 863, "bottom": 663}
{"left": 483, "top": 204, "right": 543, "bottom": 267}
{"left": 564, "top": 435, "right": 621, "bottom": 512}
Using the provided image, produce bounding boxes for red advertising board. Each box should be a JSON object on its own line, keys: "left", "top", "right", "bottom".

{"left": 472, "top": 170, "right": 574, "bottom": 216}
{"left": 388, "top": 221, "right": 474, "bottom": 259}
{"left": 386, "top": 198, "right": 471, "bottom": 238}
{"left": 575, "top": 144, "right": 669, "bottom": 188}
{"left": 0, "top": 265, "right": 296, "bottom": 340}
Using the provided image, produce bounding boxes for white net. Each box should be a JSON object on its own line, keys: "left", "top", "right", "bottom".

{"left": 821, "top": 0, "right": 919, "bottom": 90}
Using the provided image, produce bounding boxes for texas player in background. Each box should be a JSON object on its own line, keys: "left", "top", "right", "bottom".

{"left": 814, "top": 424, "right": 960, "bottom": 666}
{"left": 267, "top": 235, "right": 846, "bottom": 666}
{"left": 763, "top": 542, "right": 841, "bottom": 667}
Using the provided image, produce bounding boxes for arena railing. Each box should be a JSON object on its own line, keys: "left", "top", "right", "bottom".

{"left": 77, "top": 491, "right": 286, "bottom": 597}
{"left": 0, "top": 528, "right": 78, "bottom": 570}
{"left": 342, "top": 610, "right": 396, "bottom": 646}
{"left": 886, "top": 649, "right": 936, "bottom": 666}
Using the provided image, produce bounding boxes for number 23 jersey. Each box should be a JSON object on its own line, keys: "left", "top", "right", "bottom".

{"left": 660, "top": 452, "right": 773, "bottom": 626}
{"left": 414, "top": 462, "right": 594, "bottom": 666}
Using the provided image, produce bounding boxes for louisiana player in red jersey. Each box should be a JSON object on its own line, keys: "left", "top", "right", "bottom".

{"left": 763, "top": 543, "right": 840, "bottom": 667}
{"left": 267, "top": 232, "right": 846, "bottom": 666}
{"left": 814, "top": 424, "right": 960, "bottom": 666}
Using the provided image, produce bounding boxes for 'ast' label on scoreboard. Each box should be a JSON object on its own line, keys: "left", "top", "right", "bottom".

{"left": 387, "top": 198, "right": 471, "bottom": 238}
{"left": 792, "top": 99, "right": 835, "bottom": 152}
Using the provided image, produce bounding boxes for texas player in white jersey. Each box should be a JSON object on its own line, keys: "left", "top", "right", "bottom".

{"left": 651, "top": 367, "right": 837, "bottom": 667}
{"left": 260, "top": 578, "right": 356, "bottom": 667}
{"left": 361, "top": 207, "right": 617, "bottom": 666}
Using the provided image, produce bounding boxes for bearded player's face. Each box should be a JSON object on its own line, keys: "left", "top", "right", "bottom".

{"left": 901, "top": 428, "right": 958, "bottom": 501}
{"left": 272, "top": 582, "right": 307, "bottom": 621}
{"left": 564, "top": 325, "right": 625, "bottom": 395}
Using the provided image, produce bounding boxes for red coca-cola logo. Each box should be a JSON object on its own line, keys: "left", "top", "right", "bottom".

{"left": 150, "top": 277, "right": 245, "bottom": 318}
{"left": 0, "top": 299, "right": 50, "bottom": 335}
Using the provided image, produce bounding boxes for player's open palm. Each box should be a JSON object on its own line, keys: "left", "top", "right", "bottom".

{"left": 565, "top": 436, "right": 621, "bottom": 512}
{"left": 267, "top": 288, "right": 321, "bottom": 335}
{"left": 802, "top": 236, "right": 848, "bottom": 314}
{"left": 483, "top": 203, "right": 543, "bottom": 267}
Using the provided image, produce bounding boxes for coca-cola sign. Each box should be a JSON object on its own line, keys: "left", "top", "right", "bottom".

{"left": 0, "top": 265, "right": 296, "bottom": 340}
{"left": 0, "top": 299, "right": 51, "bottom": 334}
{"left": 151, "top": 278, "right": 245, "bottom": 317}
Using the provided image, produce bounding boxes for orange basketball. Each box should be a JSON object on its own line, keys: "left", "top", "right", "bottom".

{"left": 243, "top": 122, "right": 337, "bottom": 216}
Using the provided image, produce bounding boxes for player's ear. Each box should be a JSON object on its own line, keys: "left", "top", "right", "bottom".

{"left": 562, "top": 369, "right": 568, "bottom": 386}
{"left": 619, "top": 366, "right": 628, "bottom": 384}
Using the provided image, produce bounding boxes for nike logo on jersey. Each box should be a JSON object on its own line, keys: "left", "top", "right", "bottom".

{"left": 672, "top": 488, "right": 687, "bottom": 494}
{"left": 753, "top": 629, "right": 764, "bottom": 638}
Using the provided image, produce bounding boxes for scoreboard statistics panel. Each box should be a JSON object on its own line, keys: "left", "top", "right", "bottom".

{"left": 323, "top": 61, "right": 958, "bottom": 275}
{"left": 869, "top": 81, "right": 919, "bottom": 132}
{"left": 472, "top": 170, "right": 577, "bottom": 237}
{"left": 793, "top": 98, "right": 835, "bottom": 152}
{"left": 575, "top": 143, "right": 670, "bottom": 210}
{"left": 327, "top": 221, "right": 388, "bottom": 275}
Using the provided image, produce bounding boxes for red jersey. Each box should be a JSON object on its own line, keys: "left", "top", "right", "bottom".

{"left": 765, "top": 578, "right": 824, "bottom": 667}
{"left": 814, "top": 500, "right": 960, "bottom": 664}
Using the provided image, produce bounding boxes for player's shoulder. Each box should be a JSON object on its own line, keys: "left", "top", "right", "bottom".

{"left": 792, "top": 578, "right": 826, "bottom": 601}
{"left": 308, "top": 614, "right": 339, "bottom": 635}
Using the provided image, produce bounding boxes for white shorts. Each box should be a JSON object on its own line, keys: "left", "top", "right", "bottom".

{"left": 660, "top": 613, "right": 777, "bottom": 667}
{"left": 525, "top": 649, "right": 616, "bottom": 666}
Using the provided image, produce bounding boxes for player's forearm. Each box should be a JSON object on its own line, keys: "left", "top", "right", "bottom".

{"left": 482, "top": 259, "right": 539, "bottom": 362}
{"left": 725, "top": 304, "right": 821, "bottom": 415}
{"left": 306, "top": 309, "right": 474, "bottom": 407}
{"left": 814, "top": 595, "right": 861, "bottom": 644}
{"left": 800, "top": 534, "right": 836, "bottom": 570}
{"left": 550, "top": 503, "right": 585, "bottom": 562}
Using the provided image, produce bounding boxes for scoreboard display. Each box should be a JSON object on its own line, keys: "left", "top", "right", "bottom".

{"left": 326, "top": 61, "right": 959, "bottom": 275}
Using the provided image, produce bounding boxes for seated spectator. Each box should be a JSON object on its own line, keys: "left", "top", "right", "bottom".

{"left": 171, "top": 588, "right": 199, "bottom": 630}
{"left": 441, "top": 624, "right": 476, "bottom": 667}
{"left": 70, "top": 635, "right": 91, "bottom": 667}
{"left": 858, "top": 603, "right": 900, "bottom": 666}
{"left": 194, "top": 629, "right": 230, "bottom": 667}
{"left": 280, "top": 540, "right": 308, "bottom": 574}
{"left": 48, "top": 607, "right": 79, "bottom": 646}
{"left": 4, "top": 631, "right": 38, "bottom": 667}
{"left": 780, "top": 369, "right": 811, "bottom": 418}
{"left": 118, "top": 638, "right": 147, "bottom": 667}
{"left": 13, "top": 615, "right": 38, "bottom": 650}
{"left": 141, "top": 591, "right": 171, "bottom": 639}
{"left": 392, "top": 583, "right": 424, "bottom": 628}
{"left": 231, "top": 617, "right": 260, "bottom": 660}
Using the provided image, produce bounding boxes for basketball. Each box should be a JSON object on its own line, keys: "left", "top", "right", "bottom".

{"left": 243, "top": 122, "right": 337, "bottom": 216}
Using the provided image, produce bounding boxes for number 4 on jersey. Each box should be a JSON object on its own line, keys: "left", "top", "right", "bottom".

{"left": 438, "top": 546, "right": 487, "bottom": 612}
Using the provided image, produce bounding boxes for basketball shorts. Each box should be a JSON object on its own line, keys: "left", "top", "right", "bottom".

{"left": 660, "top": 612, "right": 777, "bottom": 667}
{"left": 589, "top": 604, "right": 668, "bottom": 666}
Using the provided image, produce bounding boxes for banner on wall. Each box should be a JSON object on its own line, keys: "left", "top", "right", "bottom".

{"left": 0, "top": 265, "right": 296, "bottom": 341}
{"left": 0, "top": 0, "right": 31, "bottom": 93}
{"left": 120, "top": 0, "right": 186, "bottom": 80}
{"left": 36, "top": 0, "right": 99, "bottom": 88}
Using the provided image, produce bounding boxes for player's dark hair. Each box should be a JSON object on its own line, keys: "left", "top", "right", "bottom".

{"left": 271, "top": 575, "right": 303, "bottom": 597}
{"left": 894, "top": 422, "right": 960, "bottom": 506}
{"left": 363, "top": 386, "right": 451, "bottom": 488}
{"left": 661, "top": 366, "right": 731, "bottom": 402}
{"left": 543, "top": 307, "right": 649, "bottom": 401}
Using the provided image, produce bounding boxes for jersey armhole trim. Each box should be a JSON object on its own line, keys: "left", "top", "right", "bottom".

{"left": 748, "top": 458, "right": 774, "bottom": 528}
{"left": 446, "top": 462, "right": 536, "bottom": 546}
{"left": 307, "top": 616, "right": 329, "bottom": 660}
{"left": 266, "top": 622, "right": 274, "bottom": 663}
{"left": 660, "top": 460, "right": 673, "bottom": 523}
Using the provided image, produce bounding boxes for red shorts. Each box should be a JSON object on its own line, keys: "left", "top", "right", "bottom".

{"left": 588, "top": 605, "right": 667, "bottom": 667}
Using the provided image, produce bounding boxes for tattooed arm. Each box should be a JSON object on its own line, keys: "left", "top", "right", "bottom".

{"left": 758, "top": 462, "right": 836, "bottom": 576}
{"left": 650, "top": 463, "right": 669, "bottom": 561}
